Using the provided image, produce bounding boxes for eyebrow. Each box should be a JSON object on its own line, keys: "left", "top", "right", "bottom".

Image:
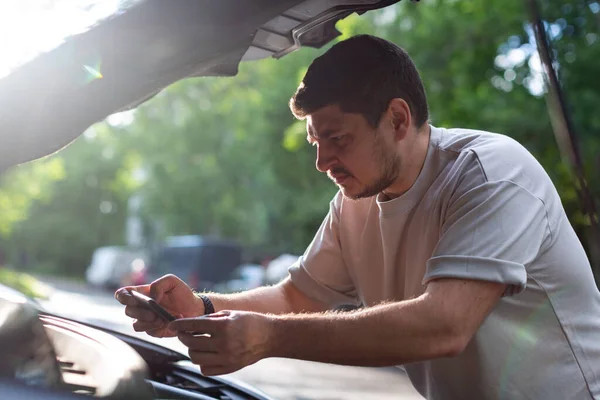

{"left": 306, "top": 127, "right": 339, "bottom": 142}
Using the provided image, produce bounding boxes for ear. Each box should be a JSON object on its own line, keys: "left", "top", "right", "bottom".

{"left": 387, "top": 98, "right": 412, "bottom": 141}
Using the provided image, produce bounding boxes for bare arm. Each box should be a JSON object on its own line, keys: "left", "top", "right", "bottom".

{"left": 265, "top": 278, "right": 506, "bottom": 366}
{"left": 115, "top": 274, "right": 328, "bottom": 339}
{"left": 204, "top": 278, "right": 329, "bottom": 315}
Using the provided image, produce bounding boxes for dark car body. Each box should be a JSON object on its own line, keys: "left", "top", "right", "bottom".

{"left": 144, "top": 235, "right": 244, "bottom": 291}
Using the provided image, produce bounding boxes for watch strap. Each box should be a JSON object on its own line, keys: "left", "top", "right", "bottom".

{"left": 198, "top": 294, "right": 215, "bottom": 315}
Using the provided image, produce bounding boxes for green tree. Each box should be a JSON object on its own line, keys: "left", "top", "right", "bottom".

{"left": 3, "top": 122, "right": 135, "bottom": 276}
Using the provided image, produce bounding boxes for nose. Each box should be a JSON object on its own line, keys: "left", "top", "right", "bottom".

{"left": 315, "top": 143, "right": 337, "bottom": 173}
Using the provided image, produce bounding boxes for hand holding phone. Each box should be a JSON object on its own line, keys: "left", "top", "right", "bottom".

{"left": 128, "top": 289, "right": 177, "bottom": 322}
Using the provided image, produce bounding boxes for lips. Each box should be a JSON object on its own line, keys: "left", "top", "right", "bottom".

{"left": 330, "top": 173, "right": 351, "bottom": 185}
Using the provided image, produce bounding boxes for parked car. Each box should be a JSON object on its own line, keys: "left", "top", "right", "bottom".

{"left": 265, "top": 254, "right": 300, "bottom": 285}
{"left": 216, "top": 264, "right": 266, "bottom": 293}
{"left": 85, "top": 246, "right": 148, "bottom": 290}
{"left": 140, "top": 236, "right": 243, "bottom": 291}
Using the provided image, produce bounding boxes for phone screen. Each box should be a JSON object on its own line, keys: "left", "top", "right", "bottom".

{"left": 128, "top": 290, "right": 176, "bottom": 322}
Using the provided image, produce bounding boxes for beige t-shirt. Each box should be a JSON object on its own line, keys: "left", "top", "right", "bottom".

{"left": 289, "top": 125, "right": 600, "bottom": 399}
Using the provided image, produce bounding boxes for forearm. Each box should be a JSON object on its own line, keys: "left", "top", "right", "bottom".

{"left": 267, "top": 295, "right": 463, "bottom": 366}
{"left": 200, "top": 279, "right": 328, "bottom": 315}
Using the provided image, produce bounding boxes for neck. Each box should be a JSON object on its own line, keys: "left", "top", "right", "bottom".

{"left": 382, "top": 124, "right": 431, "bottom": 200}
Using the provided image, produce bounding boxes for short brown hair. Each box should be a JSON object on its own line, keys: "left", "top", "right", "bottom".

{"left": 289, "top": 35, "right": 429, "bottom": 128}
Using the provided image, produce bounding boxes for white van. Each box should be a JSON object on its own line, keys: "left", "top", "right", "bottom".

{"left": 85, "top": 246, "right": 147, "bottom": 290}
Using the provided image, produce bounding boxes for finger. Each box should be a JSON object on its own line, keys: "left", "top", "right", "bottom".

{"left": 125, "top": 305, "right": 158, "bottom": 322}
{"left": 114, "top": 288, "right": 136, "bottom": 305}
{"left": 147, "top": 327, "right": 171, "bottom": 338}
{"left": 188, "top": 351, "right": 223, "bottom": 367}
{"left": 133, "top": 319, "right": 165, "bottom": 332}
{"left": 114, "top": 285, "right": 151, "bottom": 305}
{"left": 200, "top": 365, "right": 242, "bottom": 377}
{"left": 178, "top": 332, "right": 218, "bottom": 352}
{"left": 169, "top": 317, "right": 222, "bottom": 334}
{"left": 149, "top": 274, "right": 184, "bottom": 303}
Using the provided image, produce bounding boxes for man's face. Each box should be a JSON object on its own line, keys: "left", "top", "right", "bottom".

{"left": 306, "top": 104, "right": 401, "bottom": 200}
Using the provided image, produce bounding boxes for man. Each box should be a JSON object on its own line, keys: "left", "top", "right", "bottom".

{"left": 115, "top": 35, "right": 600, "bottom": 399}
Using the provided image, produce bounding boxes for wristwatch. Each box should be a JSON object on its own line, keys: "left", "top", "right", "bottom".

{"left": 197, "top": 293, "right": 215, "bottom": 315}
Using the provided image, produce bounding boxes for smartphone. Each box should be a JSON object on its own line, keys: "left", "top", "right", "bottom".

{"left": 128, "top": 289, "right": 176, "bottom": 322}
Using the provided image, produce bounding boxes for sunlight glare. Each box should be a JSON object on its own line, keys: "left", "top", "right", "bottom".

{"left": 84, "top": 63, "right": 103, "bottom": 81}
{"left": 0, "top": 1, "right": 126, "bottom": 80}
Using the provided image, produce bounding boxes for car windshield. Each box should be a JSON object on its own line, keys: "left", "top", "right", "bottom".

{"left": 0, "top": 0, "right": 141, "bottom": 79}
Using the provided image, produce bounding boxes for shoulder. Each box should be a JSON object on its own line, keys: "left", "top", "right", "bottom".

{"left": 436, "top": 127, "right": 546, "bottom": 187}
{"left": 433, "top": 126, "right": 562, "bottom": 235}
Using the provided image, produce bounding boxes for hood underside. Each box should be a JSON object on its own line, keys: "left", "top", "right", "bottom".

{"left": 0, "top": 0, "right": 400, "bottom": 171}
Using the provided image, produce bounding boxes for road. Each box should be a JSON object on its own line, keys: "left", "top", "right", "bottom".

{"left": 36, "top": 277, "right": 424, "bottom": 400}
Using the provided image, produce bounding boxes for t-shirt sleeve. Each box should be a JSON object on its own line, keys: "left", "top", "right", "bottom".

{"left": 424, "top": 178, "right": 550, "bottom": 296}
{"left": 288, "top": 197, "right": 359, "bottom": 308}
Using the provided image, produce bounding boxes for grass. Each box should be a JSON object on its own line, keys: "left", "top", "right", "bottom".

{"left": 0, "top": 268, "right": 53, "bottom": 299}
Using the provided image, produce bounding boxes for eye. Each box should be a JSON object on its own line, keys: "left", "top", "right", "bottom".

{"left": 331, "top": 134, "right": 347, "bottom": 143}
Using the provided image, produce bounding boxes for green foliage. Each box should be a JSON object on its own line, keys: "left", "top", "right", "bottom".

{"left": 1, "top": 0, "right": 598, "bottom": 278}
{"left": 0, "top": 157, "right": 66, "bottom": 237}
{"left": 1, "top": 122, "right": 134, "bottom": 276}
{"left": 0, "top": 268, "right": 52, "bottom": 299}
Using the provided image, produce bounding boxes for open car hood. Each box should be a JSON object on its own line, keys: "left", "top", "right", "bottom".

{"left": 0, "top": 0, "right": 400, "bottom": 171}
